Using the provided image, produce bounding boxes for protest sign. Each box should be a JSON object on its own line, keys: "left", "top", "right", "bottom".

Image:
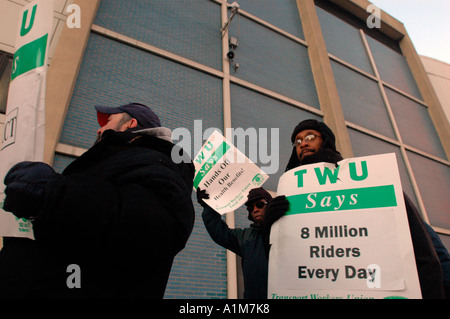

{"left": 193, "top": 130, "right": 268, "bottom": 214}
{"left": 268, "top": 153, "right": 422, "bottom": 299}
{"left": 0, "top": 0, "right": 53, "bottom": 238}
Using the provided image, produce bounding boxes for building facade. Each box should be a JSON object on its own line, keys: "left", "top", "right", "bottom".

{"left": 421, "top": 56, "right": 450, "bottom": 124}
{"left": 1, "top": 0, "right": 449, "bottom": 298}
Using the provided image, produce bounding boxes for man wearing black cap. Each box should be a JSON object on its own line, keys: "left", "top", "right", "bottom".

{"left": 94, "top": 102, "right": 169, "bottom": 143}
{"left": 274, "top": 118, "right": 445, "bottom": 299}
{"left": 197, "top": 187, "right": 275, "bottom": 299}
{"left": 0, "top": 102, "right": 195, "bottom": 298}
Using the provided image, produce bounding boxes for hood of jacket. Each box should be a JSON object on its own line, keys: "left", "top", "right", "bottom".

{"left": 128, "top": 126, "right": 173, "bottom": 142}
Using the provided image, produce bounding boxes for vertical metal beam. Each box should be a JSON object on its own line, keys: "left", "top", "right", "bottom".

{"left": 296, "top": 0, "right": 354, "bottom": 158}
{"left": 221, "top": 1, "right": 238, "bottom": 300}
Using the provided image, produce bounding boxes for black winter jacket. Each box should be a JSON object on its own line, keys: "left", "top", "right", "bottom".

{"left": 0, "top": 129, "right": 195, "bottom": 298}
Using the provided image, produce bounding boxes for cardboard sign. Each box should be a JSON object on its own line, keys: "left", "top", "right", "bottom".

{"left": 0, "top": 0, "right": 53, "bottom": 238}
{"left": 193, "top": 131, "right": 268, "bottom": 214}
{"left": 268, "top": 153, "right": 422, "bottom": 299}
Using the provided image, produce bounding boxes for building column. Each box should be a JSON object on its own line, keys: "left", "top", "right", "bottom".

{"left": 44, "top": 0, "right": 100, "bottom": 165}
{"left": 221, "top": 1, "right": 238, "bottom": 299}
{"left": 296, "top": 0, "right": 354, "bottom": 158}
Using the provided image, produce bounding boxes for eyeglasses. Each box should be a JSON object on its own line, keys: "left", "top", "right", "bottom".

{"left": 246, "top": 200, "right": 268, "bottom": 212}
{"left": 292, "top": 134, "right": 321, "bottom": 147}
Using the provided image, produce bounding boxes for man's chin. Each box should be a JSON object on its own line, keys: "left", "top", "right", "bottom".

{"left": 254, "top": 216, "right": 264, "bottom": 225}
{"left": 300, "top": 151, "right": 314, "bottom": 160}
{"left": 298, "top": 148, "right": 344, "bottom": 166}
{"left": 299, "top": 152, "right": 320, "bottom": 165}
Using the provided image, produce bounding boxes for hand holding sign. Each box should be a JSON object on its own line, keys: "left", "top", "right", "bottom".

{"left": 193, "top": 131, "right": 268, "bottom": 214}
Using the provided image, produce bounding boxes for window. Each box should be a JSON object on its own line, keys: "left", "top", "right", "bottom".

{"left": 331, "top": 60, "right": 396, "bottom": 139}
{"left": 316, "top": 5, "right": 373, "bottom": 75}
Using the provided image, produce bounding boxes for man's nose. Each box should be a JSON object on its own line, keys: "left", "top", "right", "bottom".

{"left": 300, "top": 139, "right": 309, "bottom": 148}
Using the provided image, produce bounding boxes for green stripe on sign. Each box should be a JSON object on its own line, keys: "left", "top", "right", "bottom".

{"left": 11, "top": 34, "right": 48, "bottom": 81}
{"left": 286, "top": 185, "right": 397, "bottom": 215}
{"left": 193, "top": 142, "right": 230, "bottom": 189}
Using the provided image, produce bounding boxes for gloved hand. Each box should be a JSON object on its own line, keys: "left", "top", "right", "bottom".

{"left": 264, "top": 195, "right": 290, "bottom": 227}
{"left": 196, "top": 187, "right": 210, "bottom": 208}
{"left": 3, "top": 161, "right": 56, "bottom": 219}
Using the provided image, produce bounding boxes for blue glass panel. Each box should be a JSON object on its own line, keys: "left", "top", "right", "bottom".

{"left": 366, "top": 35, "right": 422, "bottom": 100}
{"left": 234, "top": 0, "right": 304, "bottom": 39}
{"left": 230, "top": 83, "right": 322, "bottom": 191}
{"left": 316, "top": 6, "right": 373, "bottom": 75}
{"left": 407, "top": 151, "right": 450, "bottom": 229}
{"left": 348, "top": 128, "right": 418, "bottom": 207}
{"left": 228, "top": 16, "right": 319, "bottom": 109}
{"left": 331, "top": 61, "right": 396, "bottom": 139}
{"left": 386, "top": 86, "right": 446, "bottom": 159}
{"left": 94, "top": 0, "right": 222, "bottom": 70}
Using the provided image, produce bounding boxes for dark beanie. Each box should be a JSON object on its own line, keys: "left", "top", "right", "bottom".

{"left": 290, "top": 119, "right": 337, "bottom": 152}
{"left": 286, "top": 119, "right": 342, "bottom": 171}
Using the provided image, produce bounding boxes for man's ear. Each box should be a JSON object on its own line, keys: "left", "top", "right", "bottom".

{"left": 128, "top": 118, "right": 138, "bottom": 128}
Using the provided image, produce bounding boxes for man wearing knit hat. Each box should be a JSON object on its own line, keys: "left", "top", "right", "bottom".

{"left": 285, "top": 118, "right": 343, "bottom": 170}
{"left": 0, "top": 102, "right": 195, "bottom": 298}
{"left": 197, "top": 187, "right": 276, "bottom": 299}
{"left": 274, "top": 118, "right": 446, "bottom": 299}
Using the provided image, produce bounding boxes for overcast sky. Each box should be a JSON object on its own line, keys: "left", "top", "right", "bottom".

{"left": 369, "top": 0, "right": 450, "bottom": 64}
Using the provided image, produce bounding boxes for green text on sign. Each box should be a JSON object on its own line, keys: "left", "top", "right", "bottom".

{"left": 11, "top": 34, "right": 48, "bottom": 81}
{"left": 193, "top": 142, "right": 230, "bottom": 189}
{"left": 286, "top": 185, "right": 397, "bottom": 215}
